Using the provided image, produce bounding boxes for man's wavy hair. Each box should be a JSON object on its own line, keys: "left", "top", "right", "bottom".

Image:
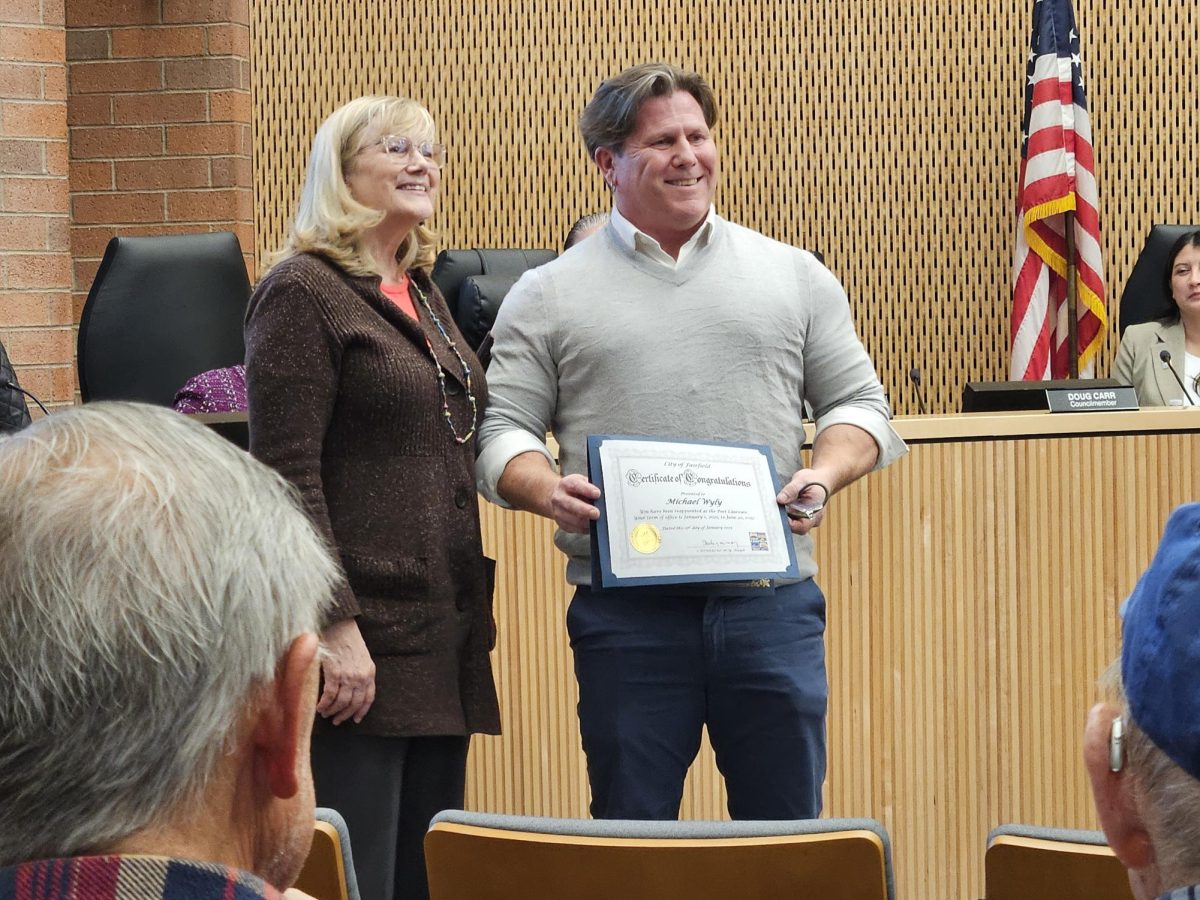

{"left": 579, "top": 63, "right": 718, "bottom": 160}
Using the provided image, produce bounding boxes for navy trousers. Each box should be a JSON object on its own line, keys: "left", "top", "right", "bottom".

{"left": 567, "top": 578, "right": 828, "bottom": 820}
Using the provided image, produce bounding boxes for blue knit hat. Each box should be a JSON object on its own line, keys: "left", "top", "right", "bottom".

{"left": 1122, "top": 502, "right": 1200, "bottom": 781}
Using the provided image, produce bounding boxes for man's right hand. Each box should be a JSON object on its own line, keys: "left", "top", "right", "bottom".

{"left": 317, "top": 618, "right": 376, "bottom": 725}
{"left": 497, "top": 451, "right": 601, "bottom": 532}
{"left": 548, "top": 473, "right": 602, "bottom": 533}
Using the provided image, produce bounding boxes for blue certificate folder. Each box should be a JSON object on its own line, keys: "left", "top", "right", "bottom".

{"left": 587, "top": 434, "right": 800, "bottom": 588}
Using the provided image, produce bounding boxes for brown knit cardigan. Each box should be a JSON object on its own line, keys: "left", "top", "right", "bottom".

{"left": 245, "top": 252, "right": 500, "bottom": 737}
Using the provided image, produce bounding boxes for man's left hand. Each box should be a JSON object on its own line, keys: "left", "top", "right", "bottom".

{"left": 777, "top": 469, "right": 829, "bottom": 535}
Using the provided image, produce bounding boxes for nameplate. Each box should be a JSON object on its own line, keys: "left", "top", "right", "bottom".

{"left": 1046, "top": 386, "right": 1138, "bottom": 413}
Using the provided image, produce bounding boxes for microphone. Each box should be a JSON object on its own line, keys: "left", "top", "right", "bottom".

{"left": 1158, "top": 350, "right": 1195, "bottom": 406}
{"left": 4, "top": 380, "right": 48, "bottom": 416}
{"left": 908, "top": 367, "right": 929, "bottom": 415}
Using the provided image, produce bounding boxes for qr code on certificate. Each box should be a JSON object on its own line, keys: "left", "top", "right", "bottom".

{"left": 749, "top": 532, "right": 768, "bottom": 551}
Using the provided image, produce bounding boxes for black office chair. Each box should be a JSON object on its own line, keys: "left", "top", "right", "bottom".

{"left": 431, "top": 248, "right": 556, "bottom": 350}
{"left": 1119, "top": 224, "right": 1200, "bottom": 336}
{"left": 0, "top": 335, "right": 31, "bottom": 433}
{"left": 77, "top": 232, "right": 252, "bottom": 406}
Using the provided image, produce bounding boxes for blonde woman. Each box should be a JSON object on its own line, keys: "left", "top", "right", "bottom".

{"left": 245, "top": 96, "right": 499, "bottom": 900}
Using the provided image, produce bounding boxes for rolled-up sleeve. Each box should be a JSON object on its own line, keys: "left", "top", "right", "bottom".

{"left": 800, "top": 257, "right": 907, "bottom": 470}
{"left": 475, "top": 269, "right": 558, "bottom": 505}
{"left": 813, "top": 406, "right": 907, "bottom": 469}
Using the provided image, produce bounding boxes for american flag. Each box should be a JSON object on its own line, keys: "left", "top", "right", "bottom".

{"left": 1010, "top": 0, "right": 1105, "bottom": 379}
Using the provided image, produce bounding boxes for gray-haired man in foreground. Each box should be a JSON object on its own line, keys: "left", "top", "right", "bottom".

{"left": 1085, "top": 502, "right": 1200, "bottom": 900}
{"left": 0, "top": 402, "right": 338, "bottom": 900}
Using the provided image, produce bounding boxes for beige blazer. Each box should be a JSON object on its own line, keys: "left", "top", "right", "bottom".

{"left": 1112, "top": 318, "right": 1191, "bottom": 407}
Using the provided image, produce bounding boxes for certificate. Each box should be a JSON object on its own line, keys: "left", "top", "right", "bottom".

{"left": 587, "top": 435, "right": 799, "bottom": 588}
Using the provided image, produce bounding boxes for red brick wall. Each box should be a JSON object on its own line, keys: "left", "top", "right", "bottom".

{"left": 66, "top": 0, "right": 254, "bottom": 336}
{"left": 0, "top": 1, "right": 253, "bottom": 410}
{"left": 0, "top": 0, "right": 74, "bottom": 410}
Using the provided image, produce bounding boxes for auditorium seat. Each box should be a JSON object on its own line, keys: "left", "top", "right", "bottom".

{"left": 985, "top": 824, "right": 1133, "bottom": 900}
{"left": 294, "top": 807, "right": 360, "bottom": 900}
{"left": 77, "top": 232, "right": 251, "bottom": 406}
{"left": 425, "top": 810, "right": 893, "bottom": 900}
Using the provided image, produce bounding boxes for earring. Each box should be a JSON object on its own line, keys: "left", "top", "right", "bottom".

{"left": 1110, "top": 715, "right": 1125, "bottom": 773}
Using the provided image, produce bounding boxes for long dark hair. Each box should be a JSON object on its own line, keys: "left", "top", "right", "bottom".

{"left": 1162, "top": 230, "right": 1200, "bottom": 321}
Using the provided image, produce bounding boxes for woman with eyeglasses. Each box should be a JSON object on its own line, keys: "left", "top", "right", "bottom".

{"left": 1115, "top": 230, "right": 1200, "bottom": 406}
{"left": 245, "top": 96, "right": 499, "bottom": 900}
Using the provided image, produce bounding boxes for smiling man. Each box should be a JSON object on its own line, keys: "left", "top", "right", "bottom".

{"left": 477, "top": 63, "right": 905, "bottom": 820}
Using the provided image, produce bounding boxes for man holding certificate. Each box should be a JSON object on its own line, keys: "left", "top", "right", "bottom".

{"left": 476, "top": 63, "right": 906, "bottom": 820}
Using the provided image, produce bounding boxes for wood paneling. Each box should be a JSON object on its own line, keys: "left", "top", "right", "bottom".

{"left": 250, "top": 1, "right": 1200, "bottom": 415}
{"left": 246, "top": 0, "right": 1200, "bottom": 892}
{"left": 471, "top": 411, "right": 1200, "bottom": 900}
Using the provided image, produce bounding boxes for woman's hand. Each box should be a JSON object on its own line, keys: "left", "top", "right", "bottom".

{"left": 317, "top": 618, "right": 376, "bottom": 725}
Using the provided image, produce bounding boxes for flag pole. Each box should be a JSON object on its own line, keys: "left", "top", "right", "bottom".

{"left": 1065, "top": 209, "right": 1079, "bottom": 378}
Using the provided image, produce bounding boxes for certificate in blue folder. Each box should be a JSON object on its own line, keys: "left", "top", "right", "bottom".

{"left": 587, "top": 434, "right": 799, "bottom": 588}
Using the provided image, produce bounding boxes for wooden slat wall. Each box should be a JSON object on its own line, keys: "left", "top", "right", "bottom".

{"left": 476, "top": 416, "right": 1200, "bottom": 900}
{"left": 250, "top": 0, "right": 1200, "bottom": 416}
{"left": 246, "top": 2, "right": 1200, "bottom": 895}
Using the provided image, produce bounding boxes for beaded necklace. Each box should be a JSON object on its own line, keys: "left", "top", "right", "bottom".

{"left": 409, "top": 281, "right": 478, "bottom": 445}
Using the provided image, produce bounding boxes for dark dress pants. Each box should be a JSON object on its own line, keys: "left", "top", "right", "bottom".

{"left": 567, "top": 578, "right": 828, "bottom": 820}
{"left": 311, "top": 730, "right": 469, "bottom": 900}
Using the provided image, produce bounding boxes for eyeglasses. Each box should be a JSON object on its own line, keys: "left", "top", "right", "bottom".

{"left": 370, "top": 135, "right": 447, "bottom": 168}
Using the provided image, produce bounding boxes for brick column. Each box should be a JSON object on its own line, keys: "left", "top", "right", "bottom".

{"left": 0, "top": 0, "right": 74, "bottom": 410}
{"left": 66, "top": 0, "right": 253, "bottom": 328}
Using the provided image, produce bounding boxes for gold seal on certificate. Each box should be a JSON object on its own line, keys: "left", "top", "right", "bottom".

{"left": 587, "top": 434, "right": 800, "bottom": 587}
{"left": 629, "top": 523, "right": 662, "bottom": 554}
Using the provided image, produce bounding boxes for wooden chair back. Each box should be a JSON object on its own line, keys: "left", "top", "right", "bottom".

{"left": 985, "top": 829, "right": 1134, "bottom": 900}
{"left": 294, "top": 820, "right": 350, "bottom": 900}
{"left": 426, "top": 814, "right": 891, "bottom": 900}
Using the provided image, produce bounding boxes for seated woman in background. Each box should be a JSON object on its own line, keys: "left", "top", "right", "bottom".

{"left": 244, "top": 95, "right": 500, "bottom": 900}
{"left": 1115, "top": 229, "right": 1200, "bottom": 406}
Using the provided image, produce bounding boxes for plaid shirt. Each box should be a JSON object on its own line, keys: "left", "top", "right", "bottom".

{"left": 0, "top": 856, "right": 281, "bottom": 900}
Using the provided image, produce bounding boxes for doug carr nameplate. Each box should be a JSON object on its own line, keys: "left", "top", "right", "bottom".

{"left": 586, "top": 435, "right": 799, "bottom": 588}
{"left": 1046, "top": 386, "right": 1138, "bottom": 412}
